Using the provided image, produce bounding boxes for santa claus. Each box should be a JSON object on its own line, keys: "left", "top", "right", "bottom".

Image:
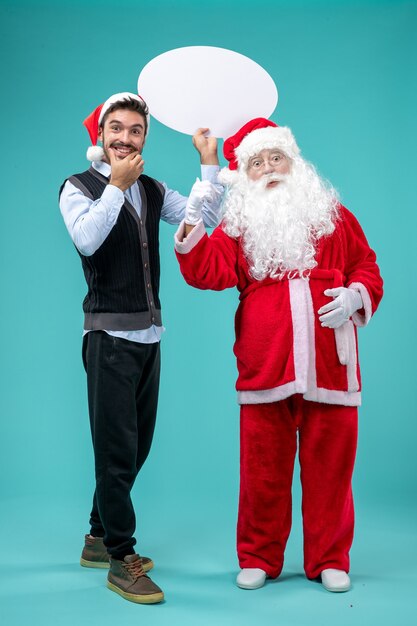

{"left": 174, "top": 118, "right": 383, "bottom": 593}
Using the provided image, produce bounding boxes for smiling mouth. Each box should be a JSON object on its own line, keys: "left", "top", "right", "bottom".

{"left": 111, "top": 144, "right": 136, "bottom": 157}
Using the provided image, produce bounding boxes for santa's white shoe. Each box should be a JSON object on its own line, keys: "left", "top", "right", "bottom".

{"left": 321, "top": 569, "right": 351, "bottom": 592}
{"left": 236, "top": 568, "right": 267, "bottom": 589}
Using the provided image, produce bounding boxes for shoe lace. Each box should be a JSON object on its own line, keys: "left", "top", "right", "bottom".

{"left": 124, "top": 558, "right": 145, "bottom": 580}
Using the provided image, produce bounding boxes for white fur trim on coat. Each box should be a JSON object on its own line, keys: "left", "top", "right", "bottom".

{"left": 348, "top": 282, "right": 372, "bottom": 326}
{"left": 237, "top": 277, "right": 361, "bottom": 407}
{"left": 174, "top": 219, "right": 206, "bottom": 254}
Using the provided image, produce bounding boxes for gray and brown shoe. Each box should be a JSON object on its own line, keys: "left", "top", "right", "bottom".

{"left": 107, "top": 554, "right": 164, "bottom": 604}
{"left": 80, "top": 535, "right": 153, "bottom": 572}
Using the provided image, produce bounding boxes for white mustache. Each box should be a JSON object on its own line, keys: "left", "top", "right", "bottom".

{"left": 249, "top": 173, "right": 288, "bottom": 191}
{"left": 262, "top": 173, "right": 287, "bottom": 184}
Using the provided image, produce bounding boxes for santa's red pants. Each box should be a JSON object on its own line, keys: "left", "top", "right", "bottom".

{"left": 238, "top": 395, "right": 358, "bottom": 579}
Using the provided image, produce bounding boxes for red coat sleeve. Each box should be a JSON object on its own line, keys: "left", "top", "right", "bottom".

{"left": 175, "top": 224, "right": 239, "bottom": 291}
{"left": 339, "top": 206, "right": 383, "bottom": 320}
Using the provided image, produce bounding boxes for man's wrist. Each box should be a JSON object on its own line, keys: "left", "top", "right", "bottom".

{"left": 109, "top": 178, "right": 128, "bottom": 192}
{"left": 104, "top": 183, "right": 125, "bottom": 200}
{"left": 199, "top": 152, "right": 219, "bottom": 165}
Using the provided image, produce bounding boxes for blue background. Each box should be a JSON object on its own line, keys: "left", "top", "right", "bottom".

{"left": 1, "top": 1, "right": 416, "bottom": 624}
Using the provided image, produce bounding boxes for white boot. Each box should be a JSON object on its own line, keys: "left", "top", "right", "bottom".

{"left": 236, "top": 568, "right": 267, "bottom": 590}
{"left": 321, "top": 568, "right": 351, "bottom": 592}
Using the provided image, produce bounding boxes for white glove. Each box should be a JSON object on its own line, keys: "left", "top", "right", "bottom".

{"left": 185, "top": 178, "right": 217, "bottom": 225}
{"left": 318, "top": 287, "right": 363, "bottom": 329}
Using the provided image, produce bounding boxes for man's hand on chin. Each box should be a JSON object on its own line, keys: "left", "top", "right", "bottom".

{"left": 108, "top": 148, "right": 145, "bottom": 192}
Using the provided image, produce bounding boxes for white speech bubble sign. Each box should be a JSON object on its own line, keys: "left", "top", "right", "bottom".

{"left": 137, "top": 46, "right": 278, "bottom": 139}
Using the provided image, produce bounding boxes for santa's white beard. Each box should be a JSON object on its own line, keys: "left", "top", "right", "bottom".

{"left": 222, "top": 158, "right": 339, "bottom": 281}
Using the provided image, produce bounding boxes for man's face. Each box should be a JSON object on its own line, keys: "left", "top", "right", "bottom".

{"left": 98, "top": 109, "right": 146, "bottom": 162}
{"left": 246, "top": 148, "right": 291, "bottom": 187}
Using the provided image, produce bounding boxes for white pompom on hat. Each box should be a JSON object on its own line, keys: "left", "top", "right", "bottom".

{"left": 83, "top": 92, "right": 150, "bottom": 162}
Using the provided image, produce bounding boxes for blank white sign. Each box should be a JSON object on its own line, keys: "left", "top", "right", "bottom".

{"left": 137, "top": 46, "right": 278, "bottom": 139}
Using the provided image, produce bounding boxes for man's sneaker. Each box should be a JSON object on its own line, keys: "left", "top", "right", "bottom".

{"left": 80, "top": 535, "right": 153, "bottom": 572}
{"left": 107, "top": 554, "right": 164, "bottom": 604}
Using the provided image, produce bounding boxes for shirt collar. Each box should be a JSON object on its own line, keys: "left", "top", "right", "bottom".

{"left": 92, "top": 160, "right": 111, "bottom": 178}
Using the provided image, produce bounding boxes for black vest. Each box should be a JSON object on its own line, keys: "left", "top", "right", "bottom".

{"left": 60, "top": 167, "right": 165, "bottom": 331}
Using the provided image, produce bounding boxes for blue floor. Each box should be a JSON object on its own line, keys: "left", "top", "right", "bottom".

{"left": 1, "top": 494, "right": 415, "bottom": 626}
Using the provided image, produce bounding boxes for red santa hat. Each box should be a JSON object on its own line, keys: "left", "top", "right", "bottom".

{"left": 83, "top": 92, "right": 150, "bottom": 162}
{"left": 219, "top": 117, "right": 300, "bottom": 184}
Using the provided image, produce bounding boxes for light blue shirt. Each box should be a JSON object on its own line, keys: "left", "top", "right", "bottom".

{"left": 60, "top": 160, "right": 222, "bottom": 343}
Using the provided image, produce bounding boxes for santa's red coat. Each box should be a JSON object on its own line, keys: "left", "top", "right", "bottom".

{"left": 175, "top": 206, "right": 383, "bottom": 407}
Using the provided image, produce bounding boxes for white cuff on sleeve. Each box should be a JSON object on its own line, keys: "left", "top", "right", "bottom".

{"left": 101, "top": 184, "right": 125, "bottom": 209}
{"left": 174, "top": 219, "right": 206, "bottom": 254}
{"left": 348, "top": 282, "right": 372, "bottom": 326}
{"left": 200, "top": 165, "right": 221, "bottom": 184}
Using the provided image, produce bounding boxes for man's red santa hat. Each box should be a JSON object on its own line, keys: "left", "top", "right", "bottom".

{"left": 83, "top": 92, "right": 150, "bottom": 162}
{"left": 219, "top": 117, "right": 300, "bottom": 184}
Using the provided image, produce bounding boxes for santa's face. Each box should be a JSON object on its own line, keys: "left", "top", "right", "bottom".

{"left": 246, "top": 149, "right": 291, "bottom": 187}
{"left": 222, "top": 155, "right": 338, "bottom": 281}
{"left": 98, "top": 109, "right": 146, "bottom": 162}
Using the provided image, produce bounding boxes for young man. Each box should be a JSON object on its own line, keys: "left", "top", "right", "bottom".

{"left": 59, "top": 92, "right": 222, "bottom": 604}
{"left": 175, "top": 118, "right": 383, "bottom": 593}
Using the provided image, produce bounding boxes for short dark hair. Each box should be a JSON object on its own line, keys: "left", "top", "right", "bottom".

{"left": 101, "top": 97, "right": 149, "bottom": 134}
